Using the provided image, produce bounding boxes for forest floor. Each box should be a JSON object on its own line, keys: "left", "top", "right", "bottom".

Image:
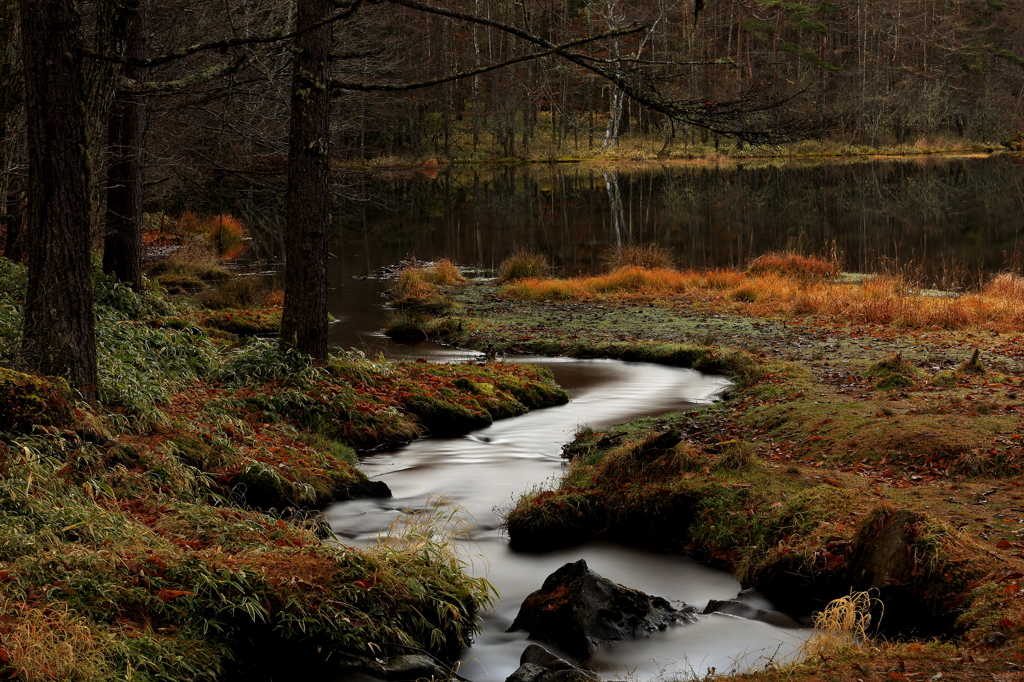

{"left": 392, "top": 258, "right": 1024, "bottom": 682}
{"left": 0, "top": 255, "right": 570, "bottom": 682}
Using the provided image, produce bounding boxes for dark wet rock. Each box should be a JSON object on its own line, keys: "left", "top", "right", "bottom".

{"left": 505, "top": 662, "right": 549, "bottom": 682}
{"left": 377, "top": 654, "right": 452, "bottom": 681}
{"left": 985, "top": 631, "right": 1009, "bottom": 648}
{"left": 355, "top": 258, "right": 434, "bottom": 281}
{"left": 850, "top": 509, "right": 925, "bottom": 588}
{"left": 845, "top": 507, "right": 952, "bottom": 638}
{"left": 508, "top": 559, "right": 698, "bottom": 660}
{"left": 504, "top": 645, "right": 599, "bottom": 682}
{"left": 703, "top": 589, "right": 799, "bottom": 629}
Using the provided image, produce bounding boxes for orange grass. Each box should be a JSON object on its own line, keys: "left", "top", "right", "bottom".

{"left": 747, "top": 250, "right": 842, "bottom": 280}
{"left": 502, "top": 267, "right": 1024, "bottom": 331}
{"left": 205, "top": 214, "right": 248, "bottom": 259}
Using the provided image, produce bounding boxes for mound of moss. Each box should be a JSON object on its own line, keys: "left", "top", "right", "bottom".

{"left": 0, "top": 368, "right": 71, "bottom": 433}
{"left": 504, "top": 413, "right": 988, "bottom": 639}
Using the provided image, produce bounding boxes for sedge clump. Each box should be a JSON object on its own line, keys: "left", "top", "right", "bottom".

{"left": 498, "top": 247, "right": 551, "bottom": 282}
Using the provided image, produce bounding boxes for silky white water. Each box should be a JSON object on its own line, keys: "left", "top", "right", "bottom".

{"left": 325, "top": 356, "right": 806, "bottom": 681}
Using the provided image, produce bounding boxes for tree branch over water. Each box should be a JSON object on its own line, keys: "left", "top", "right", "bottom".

{"left": 331, "top": 27, "right": 646, "bottom": 92}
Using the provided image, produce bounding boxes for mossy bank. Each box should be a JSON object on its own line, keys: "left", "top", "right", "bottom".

{"left": 0, "top": 257, "right": 567, "bottom": 682}
{"left": 391, "top": 259, "right": 1024, "bottom": 682}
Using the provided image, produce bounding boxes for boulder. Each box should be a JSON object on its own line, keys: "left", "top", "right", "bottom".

{"left": 504, "top": 645, "right": 599, "bottom": 682}
{"left": 508, "top": 559, "right": 698, "bottom": 660}
{"left": 377, "top": 654, "right": 452, "bottom": 681}
{"left": 703, "top": 588, "right": 799, "bottom": 628}
{"left": 849, "top": 508, "right": 925, "bottom": 588}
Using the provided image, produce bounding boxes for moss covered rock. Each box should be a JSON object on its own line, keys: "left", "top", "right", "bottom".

{"left": 0, "top": 367, "right": 71, "bottom": 432}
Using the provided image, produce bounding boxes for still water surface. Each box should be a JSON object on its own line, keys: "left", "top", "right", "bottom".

{"left": 229, "top": 154, "right": 1024, "bottom": 287}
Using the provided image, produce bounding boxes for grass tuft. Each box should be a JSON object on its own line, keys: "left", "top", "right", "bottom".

{"left": 497, "top": 247, "right": 551, "bottom": 282}
{"left": 747, "top": 250, "right": 842, "bottom": 280}
{"left": 603, "top": 243, "right": 675, "bottom": 271}
{"left": 802, "top": 591, "right": 879, "bottom": 659}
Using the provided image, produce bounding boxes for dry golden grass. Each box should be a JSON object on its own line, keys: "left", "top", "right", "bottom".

{"left": 498, "top": 247, "right": 551, "bottom": 282}
{"left": 802, "top": 591, "right": 878, "bottom": 659}
{"left": 428, "top": 259, "right": 465, "bottom": 285}
{"left": 394, "top": 268, "right": 442, "bottom": 301}
{"left": 603, "top": 243, "right": 675, "bottom": 271}
{"left": 502, "top": 265, "right": 1024, "bottom": 331}
{"left": 205, "top": 214, "right": 248, "bottom": 259}
{"left": 747, "top": 250, "right": 842, "bottom": 280}
{"left": 7, "top": 604, "right": 114, "bottom": 682}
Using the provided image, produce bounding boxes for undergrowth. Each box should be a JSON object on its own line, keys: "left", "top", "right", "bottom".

{"left": 0, "top": 256, "right": 568, "bottom": 681}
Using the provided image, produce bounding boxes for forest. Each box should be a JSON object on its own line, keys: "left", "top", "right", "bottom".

{"left": 3, "top": 0, "right": 1024, "bottom": 681}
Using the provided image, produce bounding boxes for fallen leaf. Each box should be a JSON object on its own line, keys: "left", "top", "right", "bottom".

{"left": 156, "top": 589, "right": 194, "bottom": 602}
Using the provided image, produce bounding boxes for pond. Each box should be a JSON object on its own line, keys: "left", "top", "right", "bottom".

{"left": 226, "top": 153, "right": 1024, "bottom": 291}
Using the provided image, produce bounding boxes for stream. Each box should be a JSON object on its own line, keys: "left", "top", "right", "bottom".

{"left": 320, "top": 264, "right": 808, "bottom": 682}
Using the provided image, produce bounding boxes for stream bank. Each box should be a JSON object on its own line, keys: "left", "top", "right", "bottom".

{"left": 389, "top": 262, "right": 1024, "bottom": 682}
{"left": 0, "top": 259, "right": 578, "bottom": 682}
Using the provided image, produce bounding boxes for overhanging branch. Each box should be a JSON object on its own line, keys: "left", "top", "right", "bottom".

{"left": 331, "top": 26, "right": 645, "bottom": 92}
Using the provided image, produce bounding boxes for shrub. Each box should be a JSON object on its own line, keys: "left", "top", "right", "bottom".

{"left": 204, "top": 214, "right": 248, "bottom": 259}
{"left": 0, "top": 367, "right": 71, "bottom": 432}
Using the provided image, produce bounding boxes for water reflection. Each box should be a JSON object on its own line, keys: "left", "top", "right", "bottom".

{"left": 225, "top": 155, "right": 1024, "bottom": 286}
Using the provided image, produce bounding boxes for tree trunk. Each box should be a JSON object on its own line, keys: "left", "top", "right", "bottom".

{"left": 2, "top": 175, "right": 24, "bottom": 261}
{"left": 102, "top": 0, "right": 149, "bottom": 290}
{"left": 281, "top": 0, "right": 333, "bottom": 359}
{"left": 20, "top": 0, "right": 97, "bottom": 397}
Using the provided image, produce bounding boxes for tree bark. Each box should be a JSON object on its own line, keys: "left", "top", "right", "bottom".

{"left": 2, "top": 175, "right": 24, "bottom": 261}
{"left": 20, "top": 0, "right": 98, "bottom": 397}
{"left": 281, "top": 0, "right": 333, "bottom": 359}
{"left": 102, "top": 0, "right": 149, "bottom": 290}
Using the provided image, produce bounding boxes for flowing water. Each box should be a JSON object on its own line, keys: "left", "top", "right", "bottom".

{"left": 217, "top": 154, "right": 1024, "bottom": 680}
{"left": 321, "top": 269, "right": 806, "bottom": 682}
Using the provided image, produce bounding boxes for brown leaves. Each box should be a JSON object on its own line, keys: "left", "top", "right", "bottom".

{"left": 156, "top": 588, "right": 194, "bottom": 602}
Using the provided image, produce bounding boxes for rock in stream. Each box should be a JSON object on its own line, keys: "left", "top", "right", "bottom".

{"left": 508, "top": 559, "right": 698, "bottom": 660}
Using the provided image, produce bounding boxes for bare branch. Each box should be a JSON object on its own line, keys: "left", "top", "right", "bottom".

{"left": 331, "top": 26, "right": 645, "bottom": 92}
{"left": 117, "top": 54, "right": 249, "bottom": 95}
{"left": 81, "top": 1, "right": 365, "bottom": 68}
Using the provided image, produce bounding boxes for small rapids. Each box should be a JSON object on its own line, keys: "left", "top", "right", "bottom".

{"left": 325, "top": 356, "right": 807, "bottom": 681}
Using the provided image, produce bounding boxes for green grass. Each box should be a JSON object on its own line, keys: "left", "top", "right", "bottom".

{"left": 0, "top": 256, "right": 565, "bottom": 681}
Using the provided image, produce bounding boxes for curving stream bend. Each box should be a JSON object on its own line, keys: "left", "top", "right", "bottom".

{"left": 325, "top": 351, "right": 807, "bottom": 681}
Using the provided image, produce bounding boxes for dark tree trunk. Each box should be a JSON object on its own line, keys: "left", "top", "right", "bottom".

{"left": 103, "top": 0, "right": 149, "bottom": 290}
{"left": 20, "top": 0, "right": 97, "bottom": 397}
{"left": 2, "top": 175, "right": 24, "bottom": 261}
{"left": 281, "top": 0, "right": 333, "bottom": 359}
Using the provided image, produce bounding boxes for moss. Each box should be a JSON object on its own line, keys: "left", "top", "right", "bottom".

{"left": 404, "top": 394, "right": 493, "bottom": 435}
{"left": 862, "top": 351, "right": 922, "bottom": 389}
{"left": 0, "top": 367, "right": 72, "bottom": 432}
{"left": 874, "top": 372, "right": 917, "bottom": 390}
{"left": 201, "top": 310, "right": 281, "bottom": 336}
